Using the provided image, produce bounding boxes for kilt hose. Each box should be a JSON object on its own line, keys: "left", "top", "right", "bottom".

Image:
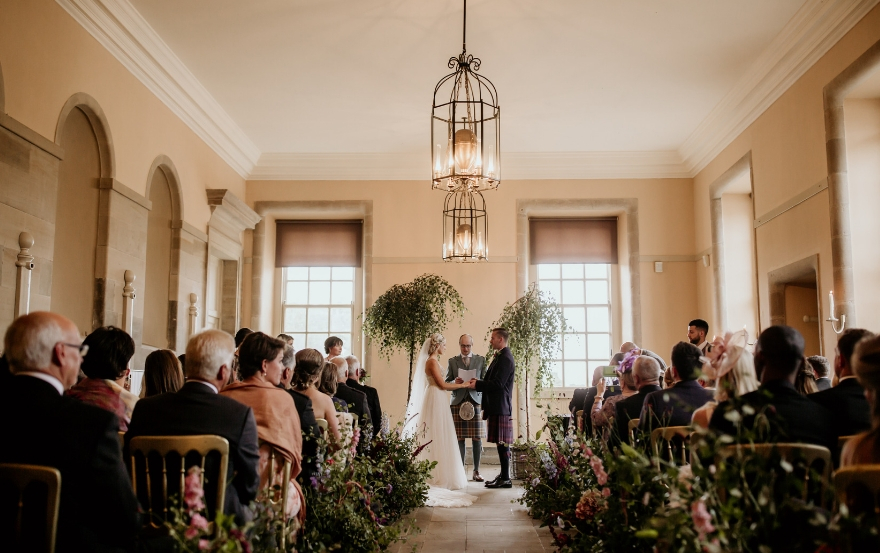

{"left": 451, "top": 401, "right": 486, "bottom": 440}
{"left": 486, "top": 414, "right": 514, "bottom": 445}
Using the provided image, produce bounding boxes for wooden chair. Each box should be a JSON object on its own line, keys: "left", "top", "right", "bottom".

{"left": 628, "top": 419, "right": 640, "bottom": 445}
{"left": 718, "top": 443, "right": 832, "bottom": 507}
{"left": 315, "top": 418, "right": 329, "bottom": 435}
{"left": 839, "top": 434, "right": 859, "bottom": 452}
{"left": 650, "top": 426, "right": 692, "bottom": 465}
{"left": 0, "top": 463, "right": 62, "bottom": 553}
{"left": 834, "top": 465, "right": 880, "bottom": 523}
{"left": 117, "top": 431, "right": 125, "bottom": 450}
{"left": 259, "top": 441, "right": 292, "bottom": 551}
{"left": 129, "top": 435, "right": 229, "bottom": 528}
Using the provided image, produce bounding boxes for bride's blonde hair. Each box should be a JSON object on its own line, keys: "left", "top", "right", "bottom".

{"left": 428, "top": 333, "right": 446, "bottom": 355}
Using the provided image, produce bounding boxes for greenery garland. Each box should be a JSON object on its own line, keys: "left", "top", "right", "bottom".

{"left": 362, "top": 274, "right": 466, "bottom": 405}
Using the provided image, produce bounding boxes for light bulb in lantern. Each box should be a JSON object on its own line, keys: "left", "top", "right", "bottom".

{"left": 487, "top": 155, "right": 495, "bottom": 178}
{"left": 454, "top": 128, "right": 478, "bottom": 171}
{"left": 434, "top": 144, "right": 442, "bottom": 176}
{"left": 455, "top": 223, "right": 473, "bottom": 253}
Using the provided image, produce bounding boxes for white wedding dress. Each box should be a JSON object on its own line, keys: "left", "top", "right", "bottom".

{"left": 404, "top": 338, "right": 478, "bottom": 508}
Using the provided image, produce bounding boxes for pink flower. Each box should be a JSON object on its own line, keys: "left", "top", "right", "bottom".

{"left": 691, "top": 499, "right": 715, "bottom": 538}
{"left": 602, "top": 487, "right": 611, "bottom": 498}
{"left": 575, "top": 490, "right": 605, "bottom": 520}
{"left": 584, "top": 446, "right": 593, "bottom": 457}
{"left": 184, "top": 467, "right": 205, "bottom": 511}
{"left": 184, "top": 513, "right": 209, "bottom": 540}
{"left": 590, "top": 455, "right": 609, "bottom": 485}
{"left": 198, "top": 539, "right": 210, "bottom": 550}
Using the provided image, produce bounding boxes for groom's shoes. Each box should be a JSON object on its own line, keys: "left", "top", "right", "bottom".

{"left": 485, "top": 479, "right": 513, "bottom": 489}
{"left": 484, "top": 476, "right": 499, "bottom": 487}
{"left": 472, "top": 470, "right": 484, "bottom": 482}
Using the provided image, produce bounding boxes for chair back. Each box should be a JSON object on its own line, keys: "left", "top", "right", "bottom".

{"left": 650, "top": 426, "right": 691, "bottom": 465}
{"left": 838, "top": 434, "right": 859, "bottom": 452}
{"left": 0, "top": 464, "right": 61, "bottom": 553}
{"left": 129, "top": 435, "right": 229, "bottom": 527}
{"left": 628, "top": 419, "right": 640, "bottom": 445}
{"left": 315, "top": 418, "right": 329, "bottom": 435}
{"left": 718, "top": 443, "right": 832, "bottom": 507}
{"left": 118, "top": 431, "right": 125, "bottom": 450}
{"left": 259, "top": 441, "right": 292, "bottom": 550}
{"left": 833, "top": 464, "right": 880, "bottom": 523}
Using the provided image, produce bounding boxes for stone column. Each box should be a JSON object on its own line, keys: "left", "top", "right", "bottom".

{"left": 14, "top": 232, "right": 35, "bottom": 318}
{"left": 122, "top": 270, "right": 136, "bottom": 335}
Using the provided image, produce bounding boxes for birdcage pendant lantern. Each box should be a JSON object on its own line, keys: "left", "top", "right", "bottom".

{"left": 442, "top": 189, "right": 488, "bottom": 262}
{"left": 431, "top": 0, "right": 500, "bottom": 193}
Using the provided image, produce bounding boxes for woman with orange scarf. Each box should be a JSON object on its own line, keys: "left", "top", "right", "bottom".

{"left": 221, "top": 332, "right": 304, "bottom": 521}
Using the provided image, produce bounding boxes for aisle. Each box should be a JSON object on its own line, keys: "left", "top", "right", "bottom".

{"left": 394, "top": 468, "right": 555, "bottom": 553}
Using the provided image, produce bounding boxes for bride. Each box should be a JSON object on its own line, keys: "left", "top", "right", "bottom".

{"left": 404, "top": 333, "right": 478, "bottom": 507}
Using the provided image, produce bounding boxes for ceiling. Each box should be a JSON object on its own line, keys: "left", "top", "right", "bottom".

{"left": 61, "top": 0, "right": 880, "bottom": 178}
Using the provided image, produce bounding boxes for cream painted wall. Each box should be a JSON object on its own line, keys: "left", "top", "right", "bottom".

{"left": 245, "top": 178, "right": 700, "bottom": 425}
{"left": 0, "top": 0, "right": 245, "bottom": 230}
{"left": 692, "top": 5, "right": 880, "bottom": 356}
{"left": 845, "top": 98, "right": 880, "bottom": 332}
{"left": 721, "top": 193, "right": 758, "bottom": 337}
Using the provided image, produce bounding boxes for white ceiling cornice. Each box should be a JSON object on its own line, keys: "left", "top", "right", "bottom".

{"left": 55, "top": 0, "right": 261, "bottom": 178}
{"left": 678, "top": 0, "right": 880, "bottom": 176}
{"left": 56, "top": 0, "right": 879, "bottom": 181}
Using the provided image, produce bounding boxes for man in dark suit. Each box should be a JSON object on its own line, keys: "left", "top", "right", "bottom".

{"left": 279, "top": 344, "right": 320, "bottom": 484}
{"left": 809, "top": 355, "right": 833, "bottom": 391}
{"left": 615, "top": 356, "right": 662, "bottom": 445}
{"left": 710, "top": 326, "right": 836, "bottom": 452}
{"left": 809, "top": 329, "right": 874, "bottom": 439}
{"left": 1, "top": 312, "right": 140, "bottom": 552}
{"left": 469, "top": 328, "right": 516, "bottom": 489}
{"left": 125, "top": 329, "right": 260, "bottom": 523}
{"left": 640, "top": 342, "right": 713, "bottom": 431}
{"left": 345, "top": 355, "right": 383, "bottom": 433}
{"left": 330, "top": 356, "right": 371, "bottom": 432}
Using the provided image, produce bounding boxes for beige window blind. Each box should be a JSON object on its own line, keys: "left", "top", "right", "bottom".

{"left": 275, "top": 220, "right": 363, "bottom": 267}
{"left": 530, "top": 218, "right": 618, "bottom": 264}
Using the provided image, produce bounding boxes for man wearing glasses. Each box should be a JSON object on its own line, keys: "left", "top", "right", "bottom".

{"left": 446, "top": 334, "right": 488, "bottom": 481}
{"left": 1, "top": 312, "right": 140, "bottom": 551}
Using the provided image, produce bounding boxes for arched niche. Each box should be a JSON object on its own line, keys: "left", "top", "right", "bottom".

{"left": 55, "top": 93, "right": 115, "bottom": 179}
{"left": 142, "top": 156, "right": 185, "bottom": 349}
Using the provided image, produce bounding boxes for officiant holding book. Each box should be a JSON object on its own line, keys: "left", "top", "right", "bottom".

{"left": 446, "top": 334, "right": 487, "bottom": 481}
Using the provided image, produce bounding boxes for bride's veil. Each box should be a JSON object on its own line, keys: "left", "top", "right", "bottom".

{"left": 403, "top": 337, "right": 432, "bottom": 438}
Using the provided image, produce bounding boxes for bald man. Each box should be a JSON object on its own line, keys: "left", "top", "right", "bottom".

{"left": 1, "top": 312, "right": 140, "bottom": 551}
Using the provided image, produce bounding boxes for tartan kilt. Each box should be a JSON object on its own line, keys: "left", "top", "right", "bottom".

{"left": 486, "top": 414, "right": 514, "bottom": 445}
{"left": 451, "top": 402, "right": 487, "bottom": 440}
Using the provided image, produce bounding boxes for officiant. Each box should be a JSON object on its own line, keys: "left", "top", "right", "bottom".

{"left": 446, "top": 334, "right": 488, "bottom": 482}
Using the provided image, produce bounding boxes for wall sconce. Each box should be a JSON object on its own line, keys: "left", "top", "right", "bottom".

{"left": 701, "top": 254, "right": 710, "bottom": 267}
{"left": 826, "top": 290, "right": 846, "bottom": 334}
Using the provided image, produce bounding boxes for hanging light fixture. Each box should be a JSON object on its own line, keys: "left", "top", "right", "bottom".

{"left": 442, "top": 189, "right": 488, "bottom": 262}
{"left": 431, "top": 0, "right": 500, "bottom": 193}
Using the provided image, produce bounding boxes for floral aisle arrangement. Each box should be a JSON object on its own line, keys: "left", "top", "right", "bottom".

{"left": 519, "top": 412, "right": 880, "bottom": 553}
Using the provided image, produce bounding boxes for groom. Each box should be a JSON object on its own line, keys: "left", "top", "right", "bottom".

{"left": 468, "top": 327, "right": 515, "bottom": 489}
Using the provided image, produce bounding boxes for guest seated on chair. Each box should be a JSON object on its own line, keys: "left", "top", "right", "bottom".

{"left": 279, "top": 344, "right": 320, "bottom": 484}
{"left": 221, "top": 332, "right": 304, "bottom": 520}
{"left": 691, "top": 330, "right": 759, "bottom": 430}
{"left": 709, "top": 326, "right": 835, "bottom": 452}
{"left": 319, "top": 361, "right": 348, "bottom": 412}
{"left": 794, "top": 357, "right": 819, "bottom": 395}
{"left": 581, "top": 353, "right": 625, "bottom": 435}
{"left": 141, "top": 349, "right": 184, "bottom": 398}
{"left": 2, "top": 312, "right": 140, "bottom": 552}
{"left": 125, "top": 329, "right": 261, "bottom": 523}
{"left": 324, "top": 335, "right": 343, "bottom": 360}
{"left": 614, "top": 356, "right": 662, "bottom": 445}
{"left": 592, "top": 349, "right": 640, "bottom": 440}
{"left": 809, "top": 355, "right": 832, "bottom": 391}
{"left": 346, "top": 355, "right": 382, "bottom": 433}
{"left": 292, "top": 348, "right": 342, "bottom": 442}
{"left": 840, "top": 334, "right": 880, "bottom": 466}
{"left": 66, "top": 325, "right": 138, "bottom": 431}
{"left": 810, "top": 328, "right": 874, "bottom": 439}
{"left": 330, "top": 356, "right": 371, "bottom": 433}
{"left": 640, "top": 341, "right": 714, "bottom": 431}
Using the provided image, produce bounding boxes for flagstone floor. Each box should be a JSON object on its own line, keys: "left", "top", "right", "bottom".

{"left": 393, "top": 467, "right": 555, "bottom": 553}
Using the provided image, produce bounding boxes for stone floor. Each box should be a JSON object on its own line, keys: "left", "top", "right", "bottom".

{"left": 392, "top": 467, "right": 555, "bottom": 553}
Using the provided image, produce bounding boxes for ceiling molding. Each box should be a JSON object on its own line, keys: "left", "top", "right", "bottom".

{"left": 55, "top": 0, "right": 260, "bottom": 178}
{"left": 249, "top": 151, "right": 690, "bottom": 181}
{"left": 679, "top": 0, "right": 880, "bottom": 176}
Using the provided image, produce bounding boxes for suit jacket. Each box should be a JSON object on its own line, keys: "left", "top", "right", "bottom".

{"left": 815, "top": 377, "right": 832, "bottom": 392}
{"left": 615, "top": 384, "right": 661, "bottom": 445}
{"left": 809, "top": 377, "right": 871, "bottom": 437}
{"left": 446, "top": 354, "right": 487, "bottom": 405}
{"left": 334, "top": 382, "right": 371, "bottom": 428}
{"left": 475, "top": 347, "right": 515, "bottom": 416}
{"left": 286, "top": 388, "right": 320, "bottom": 484}
{"left": 124, "top": 381, "right": 261, "bottom": 522}
{"left": 569, "top": 388, "right": 590, "bottom": 416}
{"left": 347, "top": 378, "right": 382, "bottom": 431}
{"left": 640, "top": 380, "right": 713, "bottom": 431}
{"left": 0, "top": 375, "right": 140, "bottom": 553}
{"left": 709, "top": 380, "right": 836, "bottom": 453}
{"left": 580, "top": 386, "right": 623, "bottom": 435}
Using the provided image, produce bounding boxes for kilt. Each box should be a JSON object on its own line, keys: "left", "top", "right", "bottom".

{"left": 486, "top": 414, "right": 514, "bottom": 445}
{"left": 451, "top": 402, "right": 487, "bottom": 440}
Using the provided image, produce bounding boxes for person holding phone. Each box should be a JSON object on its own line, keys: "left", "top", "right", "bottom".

{"left": 591, "top": 352, "right": 639, "bottom": 439}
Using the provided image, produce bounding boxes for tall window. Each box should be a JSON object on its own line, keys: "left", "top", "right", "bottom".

{"left": 538, "top": 263, "right": 612, "bottom": 387}
{"left": 281, "top": 267, "right": 355, "bottom": 356}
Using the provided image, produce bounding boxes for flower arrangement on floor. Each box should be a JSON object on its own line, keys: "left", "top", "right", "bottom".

{"left": 518, "top": 410, "right": 880, "bottom": 552}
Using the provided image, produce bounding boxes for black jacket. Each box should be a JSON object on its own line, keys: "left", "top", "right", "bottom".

{"left": 124, "top": 381, "right": 261, "bottom": 522}
{"left": 347, "top": 378, "right": 382, "bottom": 431}
{"left": 334, "top": 382, "right": 371, "bottom": 428}
{"left": 809, "top": 377, "right": 871, "bottom": 438}
{"left": 615, "top": 384, "right": 661, "bottom": 445}
{"left": 286, "top": 388, "right": 320, "bottom": 484}
{"left": 0, "top": 375, "right": 141, "bottom": 553}
{"left": 815, "top": 377, "right": 832, "bottom": 392}
{"left": 476, "top": 347, "right": 515, "bottom": 416}
{"left": 569, "top": 388, "right": 590, "bottom": 416}
{"left": 709, "top": 380, "right": 836, "bottom": 452}
{"left": 640, "top": 380, "right": 713, "bottom": 431}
